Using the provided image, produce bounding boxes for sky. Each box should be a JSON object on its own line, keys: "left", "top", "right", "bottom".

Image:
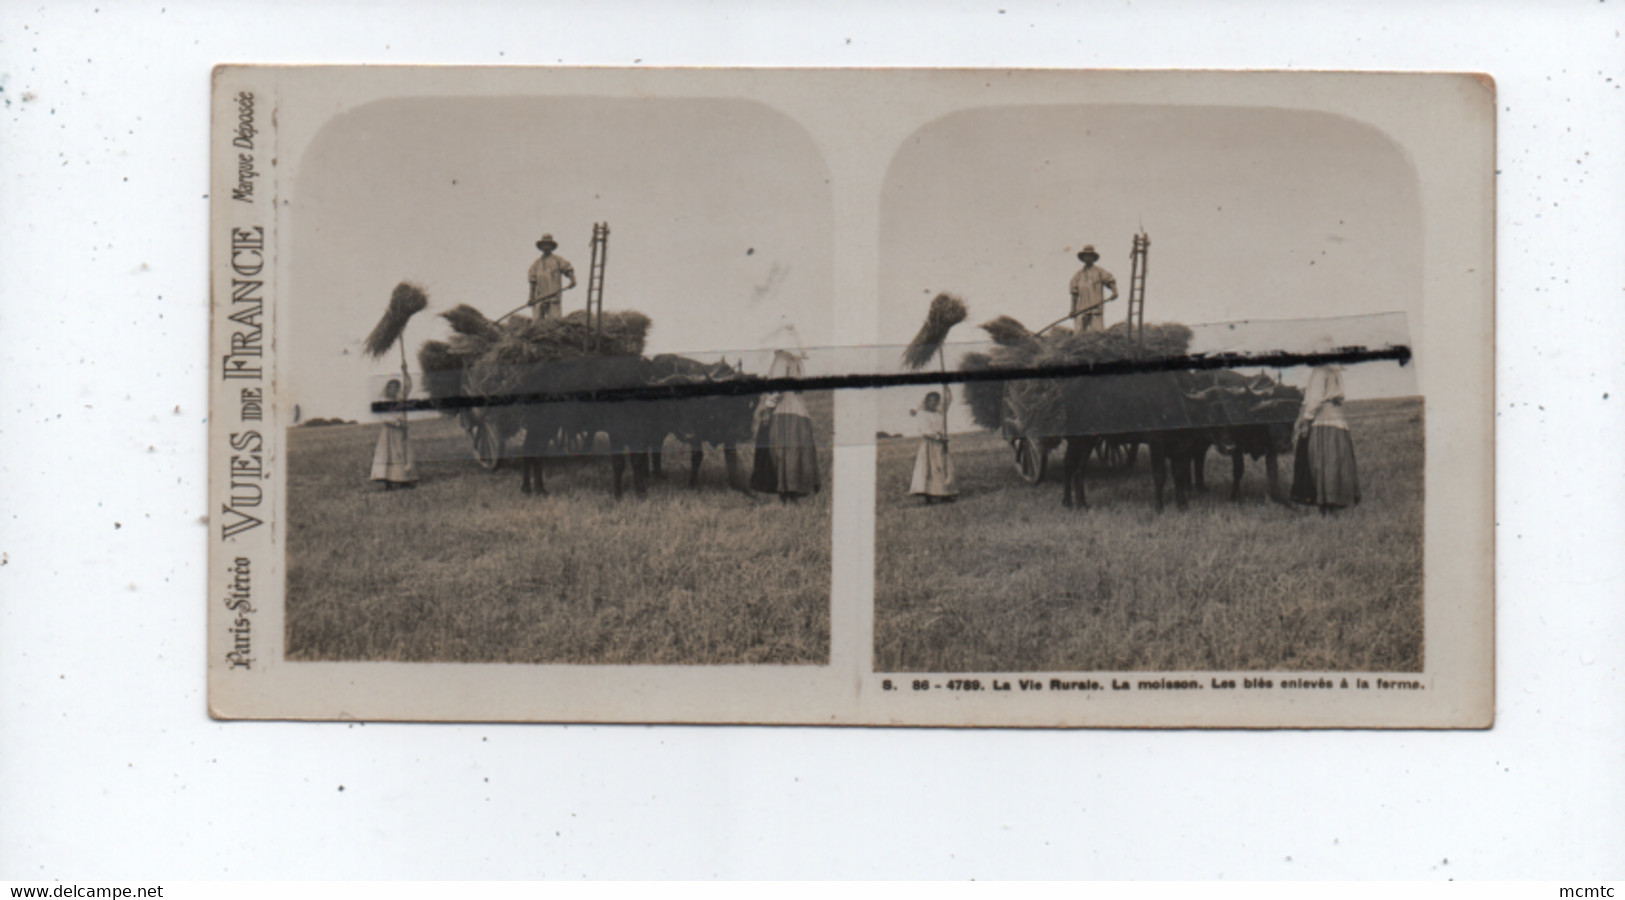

{"left": 287, "top": 96, "right": 833, "bottom": 420}
{"left": 875, "top": 104, "right": 1422, "bottom": 435}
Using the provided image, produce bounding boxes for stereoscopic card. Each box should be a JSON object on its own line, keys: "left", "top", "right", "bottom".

{"left": 209, "top": 67, "right": 1493, "bottom": 726}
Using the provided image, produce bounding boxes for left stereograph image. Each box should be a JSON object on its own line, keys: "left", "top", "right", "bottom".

{"left": 282, "top": 97, "right": 833, "bottom": 665}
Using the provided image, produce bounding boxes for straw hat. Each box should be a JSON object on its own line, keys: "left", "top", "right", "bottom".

{"left": 1076, "top": 244, "right": 1100, "bottom": 262}
{"left": 535, "top": 234, "right": 558, "bottom": 251}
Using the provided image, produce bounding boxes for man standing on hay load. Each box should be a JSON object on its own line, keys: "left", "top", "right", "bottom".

{"left": 1068, "top": 244, "right": 1118, "bottom": 332}
{"left": 526, "top": 233, "right": 576, "bottom": 320}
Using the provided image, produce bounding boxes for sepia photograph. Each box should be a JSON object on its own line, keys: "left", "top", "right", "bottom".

{"left": 873, "top": 104, "right": 1423, "bottom": 674}
{"left": 20, "top": 0, "right": 1624, "bottom": 881}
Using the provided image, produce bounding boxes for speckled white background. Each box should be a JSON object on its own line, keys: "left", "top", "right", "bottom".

{"left": 2, "top": 0, "right": 1621, "bottom": 880}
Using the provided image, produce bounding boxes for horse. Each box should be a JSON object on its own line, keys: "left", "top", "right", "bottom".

{"left": 1184, "top": 373, "right": 1304, "bottom": 502}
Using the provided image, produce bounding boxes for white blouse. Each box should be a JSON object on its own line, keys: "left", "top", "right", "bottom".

{"left": 916, "top": 389, "right": 951, "bottom": 439}
{"left": 1299, "top": 366, "right": 1349, "bottom": 431}
{"left": 764, "top": 349, "right": 811, "bottom": 419}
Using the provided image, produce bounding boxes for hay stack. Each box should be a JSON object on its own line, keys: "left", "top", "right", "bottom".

{"left": 467, "top": 310, "right": 651, "bottom": 398}
{"left": 1031, "top": 321, "right": 1191, "bottom": 370}
{"left": 981, "top": 315, "right": 1038, "bottom": 349}
{"left": 464, "top": 333, "right": 542, "bottom": 399}
{"left": 512, "top": 309, "right": 651, "bottom": 360}
{"left": 959, "top": 351, "right": 1007, "bottom": 431}
{"left": 441, "top": 304, "right": 503, "bottom": 342}
{"left": 417, "top": 339, "right": 466, "bottom": 404}
{"left": 365, "top": 282, "right": 428, "bottom": 359}
{"left": 417, "top": 307, "right": 654, "bottom": 419}
{"left": 446, "top": 333, "right": 489, "bottom": 359}
{"left": 958, "top": 316, "right": 1195, "bottom": 434}
{"left": 417, "top": 339, "right": 460, "bottom": 374}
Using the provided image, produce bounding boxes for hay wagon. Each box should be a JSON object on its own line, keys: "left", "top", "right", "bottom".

{"left": 988, "top": 232, "right": 1157, "bottom": 484}
{"left": 995, "top": 231, "right": 1151, "bottom": 483}
{"left": 999, "top": 379, "right": 1065, "bottom": 484}
{"left": 998, "top": 378, "right": 1136, "bottom": 484}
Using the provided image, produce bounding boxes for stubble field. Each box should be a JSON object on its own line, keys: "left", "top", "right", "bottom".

{"left": 285, "top": 393, "right": 832, "bottom": 665}
{"left": 874, "top": 396, "right": 1424, "bottom": 673}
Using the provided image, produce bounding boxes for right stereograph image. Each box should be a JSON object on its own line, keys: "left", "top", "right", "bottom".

{"left": 874, "top": 105, "right": 1424, "bottom": 674}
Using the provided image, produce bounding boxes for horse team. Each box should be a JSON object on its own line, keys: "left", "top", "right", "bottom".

{"left": 1057, "top": 369, "right": 1305, "bottom": 512}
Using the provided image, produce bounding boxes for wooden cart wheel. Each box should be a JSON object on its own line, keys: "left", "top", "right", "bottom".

{"left": 472, "top": 417, "right": 504, "bottom": 470}
{"left": 1013, "top": 437, "right": 1048, "bottom": 484}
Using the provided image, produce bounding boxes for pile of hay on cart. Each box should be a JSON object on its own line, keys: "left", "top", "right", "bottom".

{"left": 417, "top": 301, "right": 653, "bottom": 437}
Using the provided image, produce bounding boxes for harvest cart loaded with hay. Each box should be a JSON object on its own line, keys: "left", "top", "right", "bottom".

{"left": 955, "top": 234, "right": 1307, "bottom": 509}
{"left": 366, "top": 222, "right": 753, "bottom": 496}
{"left": 400, "top": 291, "right": 761, "bottom": 500}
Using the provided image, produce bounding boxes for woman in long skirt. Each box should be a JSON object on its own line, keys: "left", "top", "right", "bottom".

{"left": 748, "top": 399, "right": 778, "bottom": 494}
{"left": 753, "top": 348, "right": 820, "bottom": 503}
{"left": 1291, "top": 357, "right": 1359, "bottom": 512}
{"left": 909, "top": 387, "right": 957, "bottom": 503}
{"left": 370, "top": 373, "right": 418, "bottom": 490}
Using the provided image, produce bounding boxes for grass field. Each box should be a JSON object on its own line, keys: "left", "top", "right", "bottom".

{"left": 285, "top": 393, "right": 832, "bottom": 665}
{"left": 874, "top": 396, "right": 1424, "bottom": 673}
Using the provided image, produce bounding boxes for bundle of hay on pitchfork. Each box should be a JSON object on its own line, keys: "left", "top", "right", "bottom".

{"left": 901, "top": 293, "right": 968, "bottom": 502}
{"left": 363, "top": 282, "right": 430, "bottom": 488}
{"left": 410, "top": 287, "right": 652, "bottom": 468}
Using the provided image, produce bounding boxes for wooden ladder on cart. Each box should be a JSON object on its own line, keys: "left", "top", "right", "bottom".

{"left": 587, "top": 222, "right": 610, "bottom": 351}
{"left": 1093, "top": 232, "right": 1152, "bottom": 471}
{"left": 1126, "top": 231, "right": 1149, "bottom": 344}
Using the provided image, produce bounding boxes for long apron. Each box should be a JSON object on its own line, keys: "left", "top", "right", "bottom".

{"left": 909, "top": 437, "right": 957, "bottom": 497}
{"left": 768, "top": 411, "right": 820, "bottom": 496}
{"left": 370, "top": 421, "right": 418, "bottom": 483}
{"left": 1307, "top": 424, "right": 1360, "bottom": 508}
{"left": 1292, "top": 426, "right": 1358, "bottom": 507}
